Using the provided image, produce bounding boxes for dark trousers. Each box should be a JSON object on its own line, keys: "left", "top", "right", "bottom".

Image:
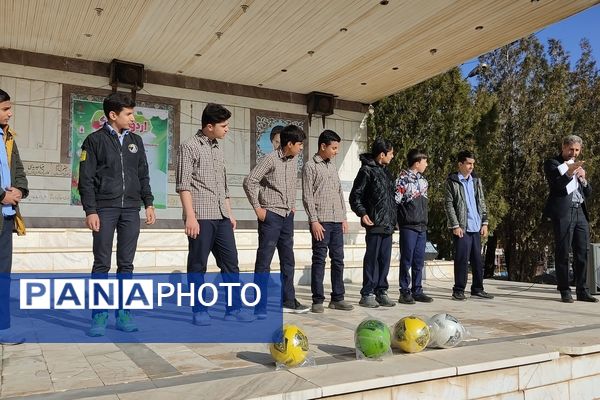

{"left": 254, "top": 211, "right": 295, "bottom": 311}
{"left": 552, "top": 207, "right": 589, "bottom": 294}
{"left": 187, "top": 218, "right": 241, "bottom": 312}
{"left": 453, "top": 231, "right": 484, "bottom": 294}
{"left": 0, "top": 216, "right": 14, "bottom": 330}
{"left": 91, "top": 208, "right": 140, "bottom": 316}
{"left": 361, "top": 231, "right": 392, "bottom": 296}
{"left": 311, "top": 222, "right": 345, "bottom": 304}
{"left": 399, "top": 228, "right": 426, "bottom": 295}
{"left": 92, "top": 207, "right": 140, "bottom": 274}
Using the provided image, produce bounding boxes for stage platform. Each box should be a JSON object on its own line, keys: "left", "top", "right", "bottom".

{"left": 1, "top": 278, "right": 600, "bottom": 400}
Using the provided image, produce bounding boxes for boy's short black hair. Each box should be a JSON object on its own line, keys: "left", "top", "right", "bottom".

{"left": 202, "top": 103, "right": 232, "bottom": 128}
{"left": 457, "top": 150, "right": 475, "bottom": 163}
{"left": 103, "top": 92, "right": 135, "bottom": 118}
{"left": 371, "top": 137, "right": 393, "bottom": 157}
{"left": 280, "top": 125, "right": 306, "bottom": 148}
{"left": 407, "top": 149, "right": 427, "bottom": 167}
{"left": 0, "top": 89, "right": 10, "bottom": 102}
{"left": 318, "top": 129, "right": 341, "bottom": 147}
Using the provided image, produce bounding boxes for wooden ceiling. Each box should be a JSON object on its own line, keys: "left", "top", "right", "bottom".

{"left": 0, "top": 0, "right": 598, "bottom": 103}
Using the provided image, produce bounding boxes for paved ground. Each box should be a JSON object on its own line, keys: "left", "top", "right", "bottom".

{"left": 1, "top": 276, "right": 599, "bottom": 399}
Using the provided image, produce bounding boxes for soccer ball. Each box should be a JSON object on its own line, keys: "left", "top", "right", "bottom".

{"left": 427, "top": 313, "right": 466, "bottom": 349}
{"left": 355, "top": 319, "right": 392, "bottom": 359}
{"left": 269, "top": 324, "right": 309, "bottom": 367}
{"left": 392, "top": 316, "right": 430, "bottom": 353}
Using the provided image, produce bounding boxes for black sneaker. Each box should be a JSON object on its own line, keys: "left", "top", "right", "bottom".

{"left": 358, "top": 294, "right": 379, "bottom": 308}
{"left": 413, "top": 293, "right": 433, "bottom": 303}
{"left": 283, "top": 299, "right": 310, "bottom": 314}
{"left": 576, "top": 293, "right": 599, "bottom": 303}
{"left": 471, "top": 291, "right": 494, "bottom": 299}
{"left": 376, "top": 291, "right": 396, "bottom": 307}
{"left": 328, "top": 300, "right": 354, "bottom": 311}
{"left": 452, "top": 291, "right": 466, "bottom": 301}
{"left": 561, "top": 291, "right": 574, "bottom": 303}
{"left": 311, "top": 303, "right": 324, "bottom": 313}
{"left": 398, "top": 292, "right": 415, "bottom": 304}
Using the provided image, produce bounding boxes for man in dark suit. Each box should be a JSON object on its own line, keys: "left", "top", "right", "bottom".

{"left": 543, "top": 135, "right": 598, "bottom": 303}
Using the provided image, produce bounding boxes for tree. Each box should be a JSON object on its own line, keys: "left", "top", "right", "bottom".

{"left": 369, "top": 68, "right": 481, "bottom": 258}
{"left": 371, "top": 35, "right": 600, "bottom": 282}
{"left": 569, "top": 39, "right": 600, "bottom": 242}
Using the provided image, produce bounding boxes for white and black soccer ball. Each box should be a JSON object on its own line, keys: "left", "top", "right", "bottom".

{"left": 427, "top": 313, "right": 466, "bottom": 349}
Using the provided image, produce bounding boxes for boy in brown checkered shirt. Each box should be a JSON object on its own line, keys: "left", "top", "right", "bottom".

{"left": 302, "top": 130, "right": 353, "bottom": 313}
{"left": 176, "top": 103, "right": 253, "bottom": 326}
{"left": 243, "top": 125, "right": 309, "bottom": 317}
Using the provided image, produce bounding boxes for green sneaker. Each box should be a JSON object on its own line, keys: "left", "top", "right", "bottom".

{"left": 88, "top": 312, "right": 108, "bottom": 337}
{"left": 115, "top": 310, "right": 138, "bottom": 332}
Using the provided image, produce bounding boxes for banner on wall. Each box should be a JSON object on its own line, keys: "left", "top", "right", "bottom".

{"left": 70, "top": 94, "right": 171, "bottom": 208}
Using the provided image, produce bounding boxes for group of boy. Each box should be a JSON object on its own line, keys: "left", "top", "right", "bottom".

{"left": 348, "top": 139, "right": 494, "bottom": 309}
{"left": 77, "top": 97, "right": 499, "bottom": 333}
{"left": 3, "top": 93, "right": 594, "bottom": 343}
{"left": 0, "top": 93, "right": 503, "bottom": 343}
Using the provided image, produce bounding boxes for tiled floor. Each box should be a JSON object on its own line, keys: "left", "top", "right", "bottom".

{"left": 1, "top": 278, "right": 600, "bottom": 399}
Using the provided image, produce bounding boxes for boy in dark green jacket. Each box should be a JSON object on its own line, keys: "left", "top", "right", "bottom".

{"left": 444, "top": 150, "right": 493, "bottom": 301}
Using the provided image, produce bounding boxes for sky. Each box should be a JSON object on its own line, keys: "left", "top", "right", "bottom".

{"left": 461, "top": 3, "right": 600, "bottom": 76}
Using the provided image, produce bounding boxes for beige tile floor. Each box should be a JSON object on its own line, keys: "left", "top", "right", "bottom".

{"left": 1, "top": 278, "right": 599, "bottom": 399}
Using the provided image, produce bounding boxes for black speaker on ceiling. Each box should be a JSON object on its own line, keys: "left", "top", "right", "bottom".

{"left": 109, "top": 59, "right": 145, "bottom": 90}
{"left": 306, "top": 91, "right": 335, "bottom": 116}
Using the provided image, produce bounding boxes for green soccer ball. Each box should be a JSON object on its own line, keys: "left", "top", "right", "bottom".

{"left": 355, "top": 319, "right": 392, "bottom": 358}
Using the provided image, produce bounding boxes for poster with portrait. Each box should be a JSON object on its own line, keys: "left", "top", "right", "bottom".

{"left": 250, "top": 109, "right": 309, "bottom": 175}
{"left": 69, "top": 94, "right": 172, "bottom": 208}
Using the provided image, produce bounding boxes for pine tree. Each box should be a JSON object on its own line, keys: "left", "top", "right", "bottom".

{"left": 369, "top": 68, "right": 478, "bottom": 258}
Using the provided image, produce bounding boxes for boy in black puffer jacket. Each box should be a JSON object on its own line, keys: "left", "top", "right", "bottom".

{"left": 349, "top": 138, "right": 397, "bottom": 308}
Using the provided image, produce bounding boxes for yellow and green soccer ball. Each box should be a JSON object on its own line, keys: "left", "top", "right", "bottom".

{"left": 269, "top": 324, "right": 309, "bottom": 367}
{"left": 392, "top": 316, "right": 430, "bottom": 353}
